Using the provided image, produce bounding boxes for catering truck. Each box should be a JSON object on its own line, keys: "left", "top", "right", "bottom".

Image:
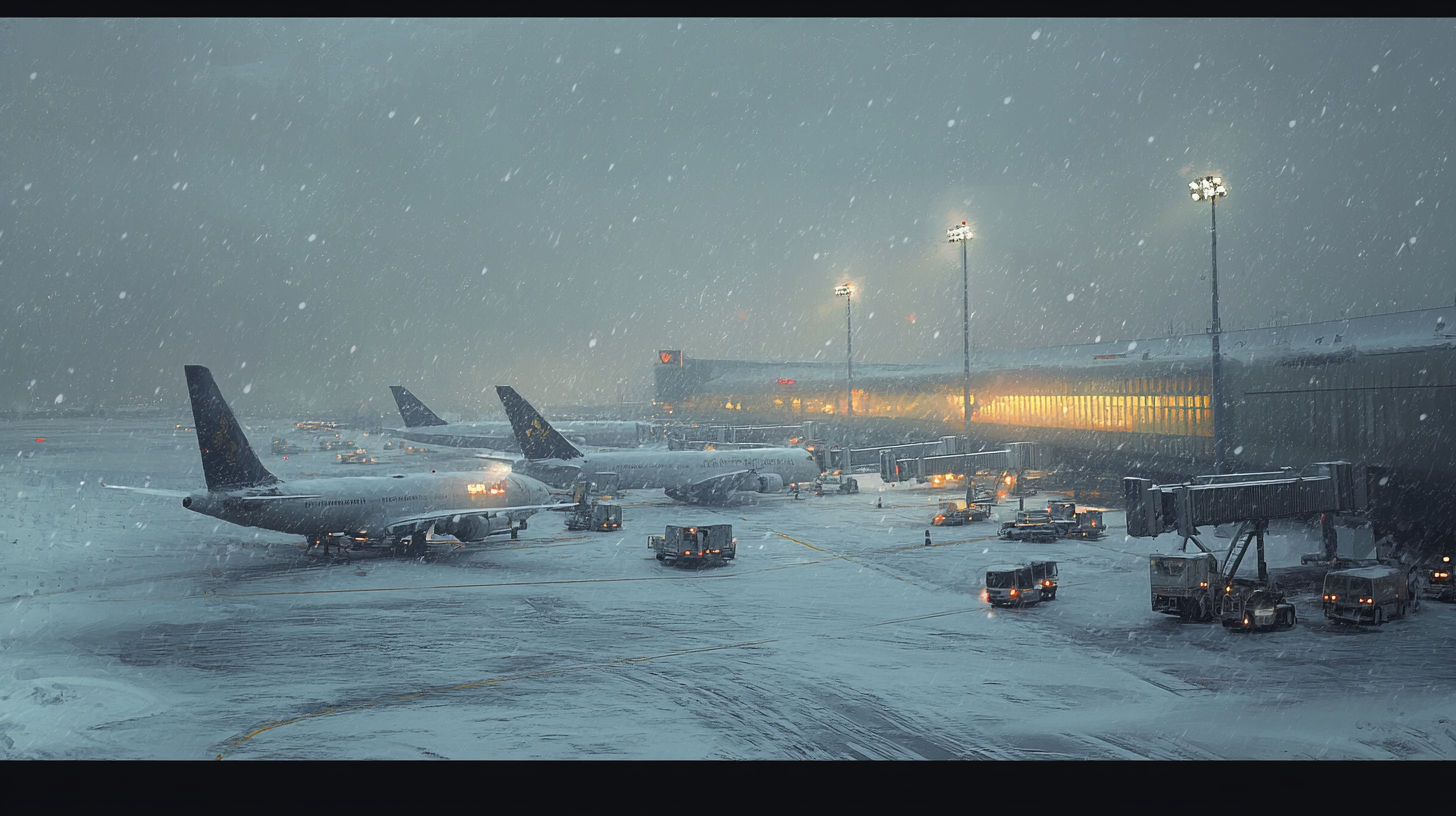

{"left": 1149, "top": 551, "right": 1221, "bottom": 621}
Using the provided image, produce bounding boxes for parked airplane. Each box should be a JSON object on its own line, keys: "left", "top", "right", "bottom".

{"left": 493, "top": 386, "right": 821, "bottom": 505}
{"left": 105, "top": 366, "right": 573, "bottom": 557}
{"left": 388, "top": 385, "right": 661, "bottom": 450}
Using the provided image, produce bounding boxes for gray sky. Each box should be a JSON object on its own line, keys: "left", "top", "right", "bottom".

{"left": 3, "top": 18, "right": 1453, "bottom": 415}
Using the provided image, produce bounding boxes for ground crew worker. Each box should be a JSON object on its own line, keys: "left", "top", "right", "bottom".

{"left": 877, "top": 497, "right": 882, "bottom": 509}
{"left": 924, "top": 529, "right": 932, "bottom": 547}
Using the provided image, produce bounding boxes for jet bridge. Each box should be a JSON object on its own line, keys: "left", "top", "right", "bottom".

{"left": 1125, "top": 462, "right": 1361, "bottom": 540}
{"left": 1128, "top": 460, "right": 1361, "bottom": 586}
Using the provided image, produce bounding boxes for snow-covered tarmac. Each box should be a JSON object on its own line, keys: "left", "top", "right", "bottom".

{"left": 4, "top": 418, "right": 1453, "bottom": 759}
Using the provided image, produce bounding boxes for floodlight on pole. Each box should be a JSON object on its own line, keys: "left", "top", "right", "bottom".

{"left": 947, "top": 221, "right": 973, "bottom": 445}
{"left": 1187, "top": 175, "right": 1229, "bottom": 474}
{"left": 836, "top": 283, "right": 854, "bottom": 420}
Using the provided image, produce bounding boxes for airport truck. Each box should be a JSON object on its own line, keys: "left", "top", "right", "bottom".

{"left": 814, "top": 472, "right": 859, "bottom": 495}
{"left": 932, "top": 499, "right": 991, "bottom": 526}
{"left": 982, "top": 560, "right": 1058, "bottom": 607}
{"left": 648, "top": 524, "right": 736, "bottom": 567}
{"left": 1322, "top": 565, "right": 1411, "bottom": 625}
{"left": 565, "top": 480, "right": 623, "bottom": 532}
{"left": 1030, "top": 560, "right": 1059, "bottom": 600}
{"left": 998, "top": 509, "right": 1061, "bottom": 543}
{"left": 566, "top": 502, "right": 622, "bottom": 532}
{"left": 1149, "top": 551, "right": 1221, "bottom": 621}
{"left": 1425, "top": 555, "right": 1454, "bottom": 602}
{"left": 1220, "top": 584, "right": 1297, "bottom": 631}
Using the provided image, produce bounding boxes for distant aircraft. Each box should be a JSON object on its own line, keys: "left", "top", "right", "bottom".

{"left": 388, "top": 385, "right": 659, "bottom": 451}
{"left": 105, "top": 366, "right": 573, "bottom": 557}
{"left": 494, "top": 386, "right": 821, "bottom": 505}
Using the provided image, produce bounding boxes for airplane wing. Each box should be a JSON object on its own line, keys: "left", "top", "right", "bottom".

{"left": 101, "top": 481, "right": 190, "bottom": 498}
{"left": 384, "top": 502, "right": 579, "bottom": 535}
{"left": 663, "top": 469, "right": 759, "bottom": 505}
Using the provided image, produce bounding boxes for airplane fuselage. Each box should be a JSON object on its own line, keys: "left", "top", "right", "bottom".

{"left": 390, "top": 420, "right": 657, "bottom": 450}
{"left": 183, "top": 471, "right": 551, "bottom": 540}
{"left": 516, "top": 447, "right": 821, "bottom": 491}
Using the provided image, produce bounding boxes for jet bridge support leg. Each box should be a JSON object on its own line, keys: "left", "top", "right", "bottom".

{"left": 1219, "top": 519, "right": 1269, "bottom": 586}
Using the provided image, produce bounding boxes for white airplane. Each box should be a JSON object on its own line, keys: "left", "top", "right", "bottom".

{"left": 388, "top": 385, "right": 661, "bottom": 450}
{"left": 492, "top": 386, "right": 821, "bottom": 505}
{"left": 105, "top": 366, "right": 574, "bottom": 557}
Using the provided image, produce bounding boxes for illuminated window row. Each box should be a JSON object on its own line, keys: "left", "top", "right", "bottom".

{"left": 972, "top": 393, "right": 1212, "bottom": 437}
{"left": 680, "top": 381, "right": 1213, "bottom": 438}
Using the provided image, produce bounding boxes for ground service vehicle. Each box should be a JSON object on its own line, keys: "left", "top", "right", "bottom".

{"left": 1065, "top": 509, "right": 1105, "bottom": 540}
{"left": 1149, "top": 552, "right": 1221, "bottom": 621}
{"left": 982, "top": 563, "right": 1052, "bottom": 607}
{"left": 565, "top": 480, "right": 623, "bottom": 532}
{"left": 1323, "top": 566, "right": 1411, "bottom": 625}
{"left": 648, "top": 524, "right": 736, "bottom": 566}
{"left": 815, "top": 472, "right": 859, "bottom": 494}
{"left": 1046, "top": 502, "right": 1106, "bottom": 540}
{"left": 998, "top": 510, "right": 1061, "bottom": 543}
{"left": 928, "top": 472, "right": 965, "bottom": 489}
{"left": 1030, "top": 560, "right": 1059, "bottom": 600}
{"left": 932, "top": 499, "right": 991, "bottom": 526}
{"left": 1220, "top": 584, "right": 1297, "bottom": 631}
{"left": 566, "top": 502, "right": 622, "bottom": 532}
{"left": 1426, "top": 555, "right": 1454, "bottom": 602}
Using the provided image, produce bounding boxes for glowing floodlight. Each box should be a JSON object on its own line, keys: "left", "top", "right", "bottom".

{"left": 1189, "top": 175, "right": 1228, "bottom": 202}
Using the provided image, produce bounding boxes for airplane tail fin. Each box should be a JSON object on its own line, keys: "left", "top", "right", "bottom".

{"left": 495, "top": 386, "right": 584, "bottom": 461}
{"left": 185, "top": 365, "right": 280, "bottom": 491}
{"left": 389, "top": 386, "right": 449, "bottom": 427}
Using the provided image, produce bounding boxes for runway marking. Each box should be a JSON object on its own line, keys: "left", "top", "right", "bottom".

{"left": 892, "top": 533, "right": 1002, "bottom": 551}
{"left": 773, "top": 532, "right": 828, "bottom": 553}
{"left": 771, "top": 532, "right": 922, "bottom": 587}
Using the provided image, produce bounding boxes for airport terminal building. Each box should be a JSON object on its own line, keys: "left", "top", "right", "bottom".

{"left": 653, "top": 308, "right": 1455, "bottom": 521}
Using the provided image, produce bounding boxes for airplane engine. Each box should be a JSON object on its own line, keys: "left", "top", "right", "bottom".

{"left": 433, "top": 514, "right": 508, "bottom": 542}
{"left": 756, "top": 473, "right": 785, "bottom": 493}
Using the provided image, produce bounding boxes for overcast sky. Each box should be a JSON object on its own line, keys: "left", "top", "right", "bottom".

{"left": 3, "top": 18, "right": 1453, "bottom": 415}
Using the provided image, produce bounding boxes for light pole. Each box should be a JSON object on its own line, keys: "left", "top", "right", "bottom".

{"left": 835, "top": 283, "right": 854, "bottom": 422}
{"left": 1189, "top": 175, "right": 1229, "bottom": 474}
{"left": 946, "top": 221, "right": 973, "bottom": 445}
